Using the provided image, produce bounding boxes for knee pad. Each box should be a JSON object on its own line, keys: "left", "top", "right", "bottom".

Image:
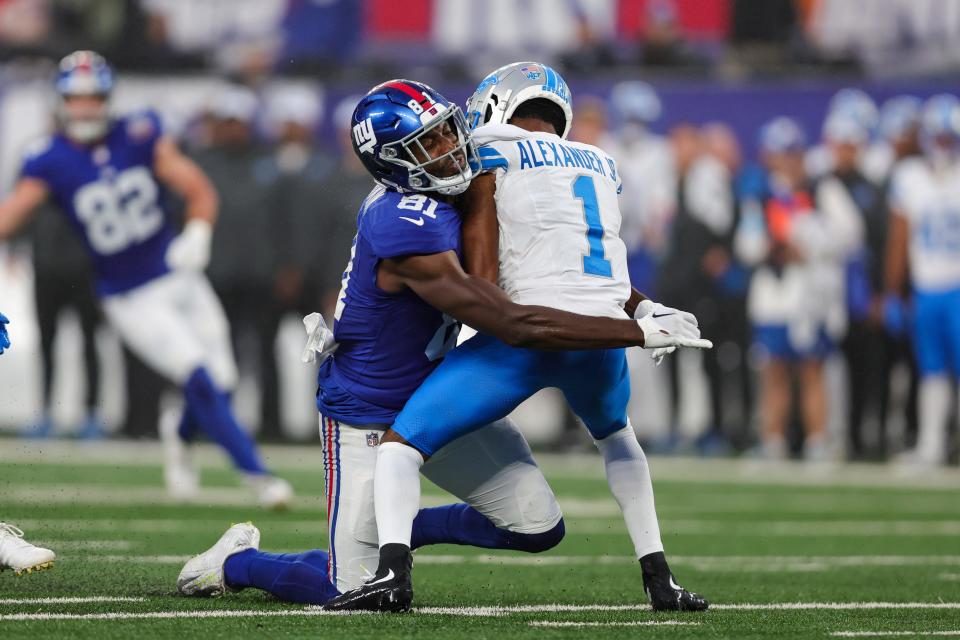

{"left": 508, "top": 518, "right": 565, "bottom": 553}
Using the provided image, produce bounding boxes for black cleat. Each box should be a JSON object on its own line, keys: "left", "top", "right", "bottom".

{"left": 323, "top": 544, "right": 413, "bottom": 613}
{"left": 643, "top": 573, "right": 710, "bottom": 612}
{"left": 640, "top": 551, "right": 709, "bottom": 612}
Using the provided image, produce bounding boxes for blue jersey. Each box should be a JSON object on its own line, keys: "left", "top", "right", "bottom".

{"left": 21, "top": 110, "right": 175, "bottom": 296}
{"left": 317, "top": 186, "right": 462, "bottom": 425}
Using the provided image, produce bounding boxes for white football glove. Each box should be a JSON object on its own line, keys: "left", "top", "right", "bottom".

{"left": 634, "top": 299, "right": 711, "bottom": 364}
{"left": 165, "top": 219, "right": 213, "bottom": 272}
{"left": 301, "top": 312, "right": 338, "bottom": 364}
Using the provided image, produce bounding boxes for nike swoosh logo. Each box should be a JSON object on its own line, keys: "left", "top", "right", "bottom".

{"left": 652, "top": 312, "right": 675, "bottom": 319}
{"left": 368, "top": 569, "right": 395, "bottom": 586}
{"left": 669, "top": 576, "right": 682, "bottom": 591}
{"left": 399, "top": 216, "right": 424, "bottom": 226}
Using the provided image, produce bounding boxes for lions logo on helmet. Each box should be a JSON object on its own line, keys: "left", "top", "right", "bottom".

{"left": 55, "top": 50, "right": 115, "bottom": 144}
{"left": 465, "top": 61, "right": 573, "bottom": 139}
{"left": 350, "top": 80, "right": 478, "bottom": 196}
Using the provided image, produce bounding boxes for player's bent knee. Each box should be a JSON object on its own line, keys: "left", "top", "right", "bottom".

{"left": 508, "top": 518, "right": 565, "bottom": 553}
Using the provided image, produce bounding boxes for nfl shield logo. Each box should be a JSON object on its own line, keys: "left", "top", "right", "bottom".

{"left": 366, "top": 432, "right": 380, "bottom": 447}
{"left": 520, "top": 65, "right": 542, "bottom": 80}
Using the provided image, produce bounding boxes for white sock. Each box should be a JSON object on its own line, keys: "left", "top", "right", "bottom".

{"left": 917, "top": 376, "right": 951, "bottom": 464}
{"left": 594, "top": 423, "right": 664, "bottom": 559}
{"left": 374, "top": 442, "right": 424, "bottom": 548}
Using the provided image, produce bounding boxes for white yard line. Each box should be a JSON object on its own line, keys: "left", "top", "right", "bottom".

{"left": 0, "top": 597, "right": 145, "bottom": 605}
{"left": 529, "top": 621, "right": 700, "bottom": 628}
{"left": 415, "top": 554, "right": 960, "bottom": 570}
{"left": 36, "top": 540, "right": 134, "bottom": 551}
{"left": 13, "top": 510, "right": 960, "bottom": 538}
{"left": 3, "top": 441, "right": 960, "bottom": 489}
{"left": 419, "top": 603, "right": 960, "bottom": 615}
{"left": 713, "top": 603, "right": 960, "bottom": 611}
{"left": 0, "top": 609, "right": 348, "bottom": 622}
{"left": 1, "top": 601, "right": 958, "bottom": 622}
{"left": 832, "top": 633, "right": 960, "bottom": 637}
{"left": 575, "top": 519, "right": 960, "bottom": 537}
{"left": 72, "top": 553, "right": 960, "bottom": 572}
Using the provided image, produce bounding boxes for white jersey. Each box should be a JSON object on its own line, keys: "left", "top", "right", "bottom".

{"left": 889, "top": 157, "right": 960, "bottom": 292}
{"left": 472, "top": 124, "right": 631, "bottom": 319}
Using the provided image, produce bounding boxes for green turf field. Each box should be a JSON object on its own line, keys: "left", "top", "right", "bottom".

{"left": 1, "top": 440, "right": 958, "bottom": 639}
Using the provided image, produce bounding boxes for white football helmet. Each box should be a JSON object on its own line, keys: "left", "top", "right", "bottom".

{"left": 465, "top": 61, "right": 573, "bottom": 139}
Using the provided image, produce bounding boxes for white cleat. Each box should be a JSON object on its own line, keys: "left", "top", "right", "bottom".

{"left": 177, "top": 522, "right": 260, "bottom": 597}
{"left": 245, "top": 474, "right": 294, "bottom": 511}
{"left": 0, "top": 523, "right": 56, "bottom": 576}
{"left": 160, "top": 404, "right": 200, "bottom": 501}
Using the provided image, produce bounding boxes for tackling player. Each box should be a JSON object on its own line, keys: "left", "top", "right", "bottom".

{"left": 177, "top": 79, "right": 700, "bottom": 605}
{"left": 885, "top": 94, "right": 960, "bottom": 466}
{"left": 0, "top": 51, "right": 292, "bottom": 508}
{"left": 327, "top": 63, "right": 711, "bottom": 613}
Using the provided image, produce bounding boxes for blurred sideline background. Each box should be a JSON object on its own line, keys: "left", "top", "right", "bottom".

{"left": 0, "top": 0, "right": 957, "bottom": 463}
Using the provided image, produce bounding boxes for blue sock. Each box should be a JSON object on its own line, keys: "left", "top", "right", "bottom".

{"left": 224, "top": 549, "right": 339, "bottom": 605}
{"left": 177, "top": 406, "right": 198, "bottom": 442}
{"left": 182, "top": 367, "right": 268, "bottom": 474}
{"left": 411, "top": 503, "right": 565, "bottom": 553}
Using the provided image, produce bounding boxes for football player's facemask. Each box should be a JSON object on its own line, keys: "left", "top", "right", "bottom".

{"left": 351, "top": 80, "right": 478, "bottom": 196}
{"left": 55, "top": 50, "right": 114, "bottom": 144}
{"left": 920, "top": 94, "right": 960, "bottom": 164}
{"left": 465, "top": 61, "right": 573, "bottom": 139}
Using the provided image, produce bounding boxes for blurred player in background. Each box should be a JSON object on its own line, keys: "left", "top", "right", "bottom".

{"left": 328, "top": 63, "right": 710, "bottom": 613}
{"left": 818, "top": 113, "right": 887, "bottom": 460}
{"left": 735, "top": 117, "right": 862, "bottom": 460}
{"left": 0, "top": 51, "right": 292, "bottom": 508}
{"left": 885, "top": 95, "right": 960, "bottom": 467}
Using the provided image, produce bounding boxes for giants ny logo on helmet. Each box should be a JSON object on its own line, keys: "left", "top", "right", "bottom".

{"left": 353, "top": 118, "right": 377, "bottom": 154}
{"left": 349, "top": 80, "right": 479, "bottom": 196}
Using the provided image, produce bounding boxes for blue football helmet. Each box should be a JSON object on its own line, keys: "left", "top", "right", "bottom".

{"left": 55, "top": 50, "right": 115, "bottom": 143}
{"left": 879, "top": 95, "right": 922, "bottom": 142}
{"left": 350, "top": 80, "right": 478, "bottom": 195}
{"left": 828, "top": 88, "right": 879, "bottom": 134}
{"left": 759, "top": 116, "right": 807, "bottom": 154}
{"left": 920, "top": 94, "right": 960, "bottom": 157}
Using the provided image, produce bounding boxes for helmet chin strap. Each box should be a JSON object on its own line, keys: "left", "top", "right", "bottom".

{"left": 435, "top": 180, "right": 470, "bottom": 196}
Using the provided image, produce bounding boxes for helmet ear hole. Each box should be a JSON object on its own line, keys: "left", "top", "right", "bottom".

{"left": 484, "top": 104, "right": 493, "bottom": 125}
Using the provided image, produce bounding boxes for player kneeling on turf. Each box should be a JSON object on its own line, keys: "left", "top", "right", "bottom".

{"left": 326, "top": 62, "right": 709, "bottom": 614}
{"left": 179, "top": 78, "right": 704, "bottom": 609}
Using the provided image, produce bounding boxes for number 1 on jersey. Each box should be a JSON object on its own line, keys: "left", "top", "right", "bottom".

{"left": 573, "top": 175, "right": 612, "bottom": 278}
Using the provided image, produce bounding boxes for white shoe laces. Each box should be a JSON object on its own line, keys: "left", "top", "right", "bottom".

{"left": 0, "top": 523, "right": 25, "bottom": 539}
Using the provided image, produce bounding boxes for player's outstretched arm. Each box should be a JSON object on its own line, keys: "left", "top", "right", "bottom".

{"left": 884, "top": 208, "right": 909, "bottom": 298}
{"left": 154, "top": 137, "right": 218, "bottom": 271}
{"left": 0, "top": 178, "right": 47, "bottom": 239}
{"left": 459, "top": 174, "right": 500, "bottom": 285}
{"left": 381, "top": 249, "right": 650, "bottom": 350}
{"left": 154, "top": 137, "right": 218, "bottom": 224}
{"left": 881, "top": 208, "right": 911, "bottom": 335}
